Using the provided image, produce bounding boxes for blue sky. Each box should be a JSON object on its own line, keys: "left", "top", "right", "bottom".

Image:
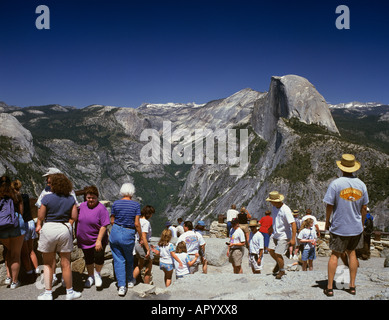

{"left": 0, "top": 0, "right": 388, "bottom": 108}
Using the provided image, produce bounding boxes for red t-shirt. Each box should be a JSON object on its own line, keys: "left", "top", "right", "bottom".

{"left": 259, "top": 215, "right": 273, "bottom": 233}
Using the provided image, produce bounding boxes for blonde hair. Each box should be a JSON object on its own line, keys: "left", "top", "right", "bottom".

{"left": 175, "top": 241, "right": 187, "bottom": 254}
{"left": 299, "top": 218, "right": 314, "bottom": 233}
{"left": 158, "top": 229, "right": 172, "bottom": 247}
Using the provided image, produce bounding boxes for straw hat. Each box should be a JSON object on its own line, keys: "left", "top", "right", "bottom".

{"left": 336, "top": 154, "right": 361, "bottom": 173}
{"left": 265, "top": 191, "right": 285, "bottom": 202}
{"left": 248, "top": 220, "right": 259, "bottom": 227}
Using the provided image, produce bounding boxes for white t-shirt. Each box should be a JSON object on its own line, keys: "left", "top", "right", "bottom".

{"left": 229, "top": 227, "right": 245, "bottom": 249}
{"left": 176, "top": 230, "right": 205, "bottom": 254}
{"left": 156, "top": 243, "right": 175, "bottom": 264}
{"left": 169, "top": 226, "right": 177, "bottom": 238}
{"left": 174, "top": 252, "right": 191, "bottom": 276}
{"left": 136, "top": 218, "right": 152, "bottom": 241}
{"left": 249, "top": 231, "right": 264, "bottom": 254}
{"left": 298, "top": 228, "right": 317, "bottom": 250}
{"left": 271, "top": 203, "right": 295, "bottom": 240}
{"left": 176, "top": 224, "right": 184, "bottom": 237}
{"left": 226, "top": 209, "right": 239, "bottom": 222}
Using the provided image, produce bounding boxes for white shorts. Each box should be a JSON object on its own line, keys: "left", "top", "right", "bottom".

{"left": 248, "top": 253, "right": 263, "bottom": 271}
{"left": 268, "top": 236, "right": 290, "bottom": 255}
{"left": 37, "top": 222, "right": 73, "bottom": 253}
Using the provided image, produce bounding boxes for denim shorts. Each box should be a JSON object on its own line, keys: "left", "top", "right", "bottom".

{"left": 0, "top": 214, "right": 26, "bottom": 239}
{"left": 301, "top": 247, "right": 316, "bottom": 261}
{"left": 159, "top": 262, "right": 174, "bottom": 272}
{"left": 23, "top": 220, "right": 37, "bottom": 241}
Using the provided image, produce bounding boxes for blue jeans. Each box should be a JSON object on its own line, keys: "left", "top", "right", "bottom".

{"left": 109, "top": 224, "right": 136, "bottom": 287}
{"left": 227, "top": 221, "right": 232, "bottom": 237}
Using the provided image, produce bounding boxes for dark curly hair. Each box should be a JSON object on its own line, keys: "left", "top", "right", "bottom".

{"left": 84, "top": 185, "right": 99, "bottom": 197}
{"left": 50, "top": 173, "right": 73, "bottom": 196}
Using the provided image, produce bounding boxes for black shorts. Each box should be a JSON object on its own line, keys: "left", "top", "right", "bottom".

{"left": 82, "top": 246, "right": 106, "bottom": 265}
{"left": 329, "top": 232, "right": 363, "bottom": 253}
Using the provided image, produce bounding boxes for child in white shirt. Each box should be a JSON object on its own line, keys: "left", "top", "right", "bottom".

{"left": 297, "top": 218, "right": 317, "bottom": 271}
{"left": 173, "top": 241, "right": 199, "bottom": 279}
{"left": 152, "top": 229, "right": 182, "bottom": 287}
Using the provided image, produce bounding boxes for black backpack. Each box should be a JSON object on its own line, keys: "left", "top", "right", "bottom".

{"left": 364, "top": 218, "right": 374, "bottom": 234}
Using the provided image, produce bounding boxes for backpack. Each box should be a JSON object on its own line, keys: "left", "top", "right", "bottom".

{"left": 364, "top": 217, "right": 374, "bottom": 234}
{"left": 0, "top": 197, "right": 19, "bottom": 230}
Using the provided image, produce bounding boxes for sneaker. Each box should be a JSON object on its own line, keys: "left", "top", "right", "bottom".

{"left": 4, "top": 277, "right": 12, "bottom": 285}
{"left": 127, "top": 280, "right": 135, "bottom": 288}
{"left": 293, "top": 254, "right": 298, "bottom": 260}
{"left": 118, "top": 286, "right": 127, "bottom": 296}
{"left": 84, "top": 276, "right": 94, "bottom": 288}
{"left": 10, "top": 281, "right": 20, "bottom": 289}
{"left": 94, "top": 273, "right": 102, "bottom": 288}
{"left": 38, "top": 292, "right": 53, "bottom": 300}
{"left": 66, "top": 291, "right": 82, "bottom": 300}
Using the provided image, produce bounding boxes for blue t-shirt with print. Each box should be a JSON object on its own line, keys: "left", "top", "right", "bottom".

{"left": 323, "top": 176, "right": 369, "bottom": 236}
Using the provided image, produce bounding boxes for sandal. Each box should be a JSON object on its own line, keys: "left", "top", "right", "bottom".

{"left": 323, "top": 288, "right": 334, "bottom": 297}
{"left": 347, "top": 287, "right": 356, "bottom": 295}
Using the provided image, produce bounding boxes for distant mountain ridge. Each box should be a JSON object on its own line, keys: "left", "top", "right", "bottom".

{"left": 1, "top": 75, "right": 388, "bottom": 235}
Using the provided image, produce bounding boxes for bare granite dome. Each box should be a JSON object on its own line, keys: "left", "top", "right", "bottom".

{"left": 252, "top": 75, "right": 339, "bottom": 141}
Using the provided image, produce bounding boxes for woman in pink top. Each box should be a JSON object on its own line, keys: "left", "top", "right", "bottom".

{"left": 76, "top": 186, "right": 110, "bottom": 288}
{"left": 259, "top": 210, "right": 273, "bottom": 253}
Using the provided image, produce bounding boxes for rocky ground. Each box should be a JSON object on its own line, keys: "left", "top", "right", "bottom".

{"left": 1, "top": 251, "right": 388, "bottom": 302}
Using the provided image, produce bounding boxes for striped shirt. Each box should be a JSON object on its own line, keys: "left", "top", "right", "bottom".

{"left": 111, "top": 199, "right": 140, "bottom": 228}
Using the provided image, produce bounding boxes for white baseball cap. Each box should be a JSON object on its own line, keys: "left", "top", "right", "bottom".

{"left": 42, "top": 167, "right": 62, "bottom": 177}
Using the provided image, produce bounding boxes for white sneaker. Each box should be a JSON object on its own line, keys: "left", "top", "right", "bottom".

{"left": 94, "top": 273, "right": 102, "bottom": 288}
{"left": 4, "top": 277, "right": 11, "bottom": 285}
{"left": 127, "top": 280, "right": 135, "bottom": 288}
{"left": 293, "top": 254, "right": 299, "bottom": 260}
{"left": 38, "top": 292, "right": 53, "bottom": 300}
{"left": 10, "top": 281, "right": 20, "bottom": 289}
{"left": 66, "top": 291, "right": 82, "bottom": 300}
{"left": 84, "top": 276, "right": 94, "bottom": 288}
{"left": 118, "top": 286, "right": 127, "bottom": 296}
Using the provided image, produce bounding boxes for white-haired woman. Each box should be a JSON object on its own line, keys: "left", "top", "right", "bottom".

{"left": 109, "top": 183, "right": 142, "bottom": 296}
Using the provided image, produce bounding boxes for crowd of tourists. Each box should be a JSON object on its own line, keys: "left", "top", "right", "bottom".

{"left": 0, "top": 153, "right": 370, "bottom": 299}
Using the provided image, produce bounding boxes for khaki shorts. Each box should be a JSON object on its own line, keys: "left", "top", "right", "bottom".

{"left": 240, "top": 224, "right": 249, "bottom": 235}
{"left": 229, "top": 248, "right": 244, "bottom": 266}
{"left": 38, "top": 222, "right": 73, "bottom": 253}
{"left": 268, "top": 237, "right": 289, "bottom": 255}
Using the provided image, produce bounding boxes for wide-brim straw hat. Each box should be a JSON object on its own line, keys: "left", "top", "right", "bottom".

{"left": 248, "top": 219, "right": 259, "bottom": 227}
{"left": 266, "top": 191, "right": 285, "bottom": 202}
{"left": 336, "top": 154, "right": 361, "bottom": 173}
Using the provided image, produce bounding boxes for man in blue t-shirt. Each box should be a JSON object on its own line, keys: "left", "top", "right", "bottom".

{"left": 323, "top": 154, "right": 368, "bottom": 297}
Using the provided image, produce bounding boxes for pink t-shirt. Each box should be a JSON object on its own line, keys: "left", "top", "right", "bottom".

{"left": 76, "top": 202, "right": 110, "bottom": 249}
